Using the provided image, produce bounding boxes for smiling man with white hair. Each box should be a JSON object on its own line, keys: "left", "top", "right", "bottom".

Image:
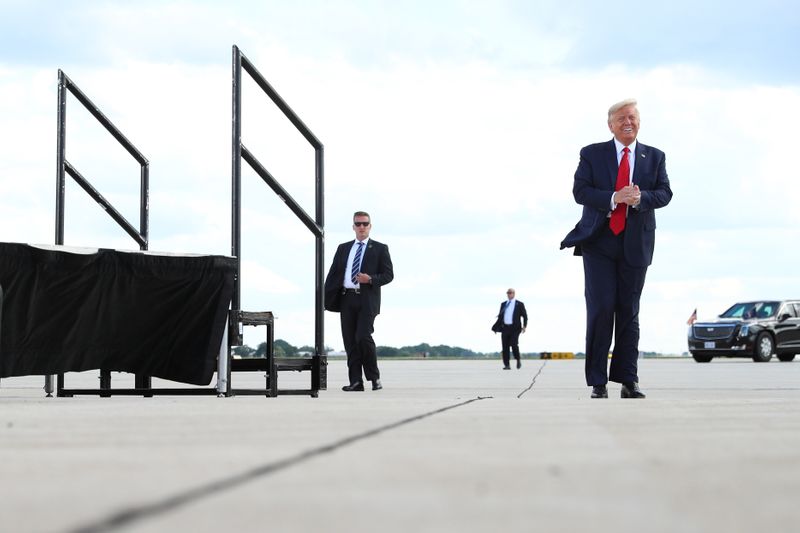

{"left": 560, "top": 99, "right": 673, "bottom": 399}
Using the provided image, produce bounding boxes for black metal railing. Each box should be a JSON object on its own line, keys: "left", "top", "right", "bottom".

{"left": 52, "top": 70, "right": 150, "bottom": 396}
{"left": 231, "top": 45, "right": 325, "bottom": 365}
{"left": 56, "top": 70, "right": 149, "bottom": 249}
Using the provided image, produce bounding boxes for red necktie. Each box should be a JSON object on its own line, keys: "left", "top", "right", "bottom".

{"left": 609, "top": 147, "right": 630, "bottom": 235}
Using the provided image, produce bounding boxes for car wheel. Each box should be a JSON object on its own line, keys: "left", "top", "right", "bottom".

{"left": 691, "top": 352, "right": 713, "bottom": 363}
{"left": 752, "top": 333, "right": 774, "bottom": 362}
{"left": 777, "top": 354, "right": 796, "bottom": 362}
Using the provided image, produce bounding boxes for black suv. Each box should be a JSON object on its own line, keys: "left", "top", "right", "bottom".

{"left": 687, "top": 300, "right": 800, "bottom": 363}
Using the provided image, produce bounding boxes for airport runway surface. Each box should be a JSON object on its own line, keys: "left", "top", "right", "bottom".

{"left": 2, "top": 358, "right": 799, "bottom": 533}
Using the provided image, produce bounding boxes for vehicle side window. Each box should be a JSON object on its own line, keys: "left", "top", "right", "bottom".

{"left": 795, "top": 304, "right": 800, "bottom": 317}
{"left": 757, "top": 305, "right": 774, "bottom": 318}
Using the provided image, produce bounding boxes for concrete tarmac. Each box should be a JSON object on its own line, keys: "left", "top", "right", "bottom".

{"left": 2, "top": 358, "right": 800, "bottom": 533}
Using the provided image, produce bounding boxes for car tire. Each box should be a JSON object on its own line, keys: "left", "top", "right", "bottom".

{"left": 691, "top": 352, "right": 713, "bottom": 363}
{"left": 777, "top": 354, "right": 796, "bottom": 362}
{"left": 752, "top": 333, "right": 774, "bottom": 362}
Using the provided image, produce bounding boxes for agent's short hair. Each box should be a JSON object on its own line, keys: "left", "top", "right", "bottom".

{"left": 353, "top": 211, "right": 370, "bottom": 221}
{"left": 607, "top": 99, "right": 639, "bottom": 123}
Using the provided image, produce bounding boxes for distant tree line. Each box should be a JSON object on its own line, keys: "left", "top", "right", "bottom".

{"left": 231, "top": 342, "right": 674, "bottom": 359}
{"left": 232, "top": 340, "right": 325, "bottom": 358}
{"left": 232, "top": 340, "right": 498, "bottom": 358}
{"left": 375, "top": 343, "right": 485, "bottom": 358}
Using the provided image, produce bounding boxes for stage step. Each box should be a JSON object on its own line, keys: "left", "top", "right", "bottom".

{"left": 231, "top": 357, "right": 314, "bottom": 372}
{"left": 229, "top": 310, "right": 326, "bottom": 397}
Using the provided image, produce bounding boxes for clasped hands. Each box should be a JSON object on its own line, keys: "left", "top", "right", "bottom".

{"left": 355, "top": 272, "right": 372, "bottom": 284}
{"left": 614, "top": 184, "right": 641, "bottom": 207}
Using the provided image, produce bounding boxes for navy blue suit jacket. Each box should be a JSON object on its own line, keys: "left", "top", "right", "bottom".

{"left": 324, "top": 239, "right": 394, "bottom": 314}
{"left": 492, "top": 300, "right": 528, "bottom": 333}
{"left": 560, "top": 139, "right": 672, "bottom": 267}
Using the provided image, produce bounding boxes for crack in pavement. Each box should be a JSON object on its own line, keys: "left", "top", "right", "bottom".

{"left": 67, "top": 395, "right": 492, "bottom": 533}
{"left": 517, "top": 361, "right": 547, "bottom": 398}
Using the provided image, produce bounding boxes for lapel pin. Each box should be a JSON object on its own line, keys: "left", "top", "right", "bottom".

{"left": 640, "top": 153, "right": 646, "bottom": 158}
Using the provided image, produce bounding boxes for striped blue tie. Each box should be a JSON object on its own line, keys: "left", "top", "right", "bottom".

{"left": 351, "top": 242, "right": 364, "bottom": 284}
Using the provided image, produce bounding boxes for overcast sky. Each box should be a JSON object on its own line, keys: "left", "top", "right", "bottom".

{"left": 1, "top": 0, "right": 798, "bottom": 354}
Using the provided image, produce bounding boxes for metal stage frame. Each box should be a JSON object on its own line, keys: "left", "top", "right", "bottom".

{"left": 49, "top": 45, "right": 326, "bottom": 398}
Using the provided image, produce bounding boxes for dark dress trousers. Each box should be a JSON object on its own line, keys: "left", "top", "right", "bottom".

{"left": 561, "top": 139, "right": 672, "bottom": 386}
{"left": 324, "top": 239, "right": 394, "bottom": 385}
{"left": 493, "top": 300, "right": 528, "bottom": 367}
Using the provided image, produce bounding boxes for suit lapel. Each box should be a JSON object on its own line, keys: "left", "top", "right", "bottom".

{"left": 632, "top": 142, "right": 646, "bottom": 186}
{"left": 605, "top": 140, "right": 618, "bottom": 189}
{"left": 363, "top": 241, "right": 373, "bottom": 267}
{"left": 360, "top": 240, "right": 378, "bottom": 269}
{"left": 341, "top": 240, "right": 355, "bottom": 270}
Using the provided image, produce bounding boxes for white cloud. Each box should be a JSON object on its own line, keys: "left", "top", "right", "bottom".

{"left": 240, "top": 259, "right": 300, "bottom": 295}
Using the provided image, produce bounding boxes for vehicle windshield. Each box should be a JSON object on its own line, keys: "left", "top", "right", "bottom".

{"left": 720, "top": 301, "right": 780, "bottom": 319}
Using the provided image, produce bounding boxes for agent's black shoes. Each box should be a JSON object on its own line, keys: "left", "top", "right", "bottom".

{"left": 342, "top": 381, "right": 382, "bottom": 391}
{"left": 503, "top": 365, "right": 511, "bottom": 370}
{"left": 621, "top": 382, "right": 646, "bottom": 398}
{"left": 516, "top": 360, "right": 521, "bottom": 369}
{"left": 591, "top": 385, "right": 608, "bottom": 398}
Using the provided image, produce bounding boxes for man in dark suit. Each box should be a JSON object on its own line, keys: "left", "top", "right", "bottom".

{"left": 561, "top": 99, "right": 672, "bottom": 399}
{"left": 492, "top": 288, "right": 528, "bottom": 369}
{"left": 324, "top": 211, "right": 394, "bottom": 391}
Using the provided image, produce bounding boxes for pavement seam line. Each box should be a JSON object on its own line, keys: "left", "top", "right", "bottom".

{"left": 517, "top": 360, "right": 547, "bottom": 398}
{"left": 66, "top": 395, "right": 492, "bottom": 533}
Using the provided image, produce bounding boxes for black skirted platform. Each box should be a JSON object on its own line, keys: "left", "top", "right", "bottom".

{"left": 0, "top": 242, "right": 236, "bottom": 385}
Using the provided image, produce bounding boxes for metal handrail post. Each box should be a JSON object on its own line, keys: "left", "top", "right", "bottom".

{"left": 48, "top": 70, "right": 69, "bottom": 397}
{"left": 56, "top": 70, "right": 67, "bottom": 246}
{"left": 315, "top": 146, "right": 325, "bottom": 358}
{"left": 231, "top": 45, "right": 243, "bottom": 350}
{"left": 140, "top": 163, "right": 150, "bottom": 250}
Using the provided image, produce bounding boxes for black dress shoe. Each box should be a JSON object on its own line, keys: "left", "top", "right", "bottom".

{"left": 621, "top": 382, "right": 646, "bottom": 398}
{"left": 342, "top": 382, "right": 364, "bottom": 392}
{"left": 372, "top": 379, "right": 382, "bottom": 391}
{"left": 591, "top": 385, "right": 608, "bottom": 398}
{"left": 516, "top": 360, "right": 521, "bottom": 369}
{"left": 503, "top": 365, "right": 511, "bottom": 370}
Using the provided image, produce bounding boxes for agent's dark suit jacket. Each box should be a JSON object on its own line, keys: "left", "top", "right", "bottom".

{"left": 560, "top": 139, "right": 672, "bottom": 267}
{"left": 492, "top": 300, "right": 528, "bottom": 333}
{"left": 324, "top": 239, "right": 394, "bottom": 315}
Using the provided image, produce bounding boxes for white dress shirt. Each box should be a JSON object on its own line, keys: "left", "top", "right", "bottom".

{"left": 343, "top": 238, "right": 369, "bottom": 289}
{"left": 610, "top": 138, "right": 637, "bottom": 211}
{"left": 503, "top": 299, "right": 516, "bottom": 325}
